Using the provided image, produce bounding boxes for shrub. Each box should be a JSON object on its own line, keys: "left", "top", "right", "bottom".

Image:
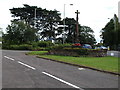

{"left": 49, "top": 43, "right": 72, "bottom": 50}
{"left": 9, "top": 44, "right": 33, "bottom": 50}
{"left": 37, "top": 41, "right": 54, "bottom": 47}
{"left": 31, "top": 42, "right": 38, "bottom": 48}
{"left": 31, "top": 47, "right": 47, "bottom": 51}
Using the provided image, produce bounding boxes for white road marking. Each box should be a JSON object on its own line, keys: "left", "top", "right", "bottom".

{"left": 4, "top": 56, "right": 15, "bottom": 61}
{"left": 78, "top": 68, "right": 85, "bottom": 70}
{"left": 42, "top": 72, "right": 83, "bottom": 89}
{"left": 18, "top": 61, "right": 36, "bottom": 70}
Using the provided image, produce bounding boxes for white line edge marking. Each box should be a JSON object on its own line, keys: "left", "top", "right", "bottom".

{"left": 42, "top": 72, "right": 83, "bottom": 89}
{"left": 78, "top": 68, "right": 85, "bottom": 70}
{"left": 4, "top": 56, "right": 15, "bottom": 61}
{"left": 18, "top": 61, "right": 36, "bottom": 70}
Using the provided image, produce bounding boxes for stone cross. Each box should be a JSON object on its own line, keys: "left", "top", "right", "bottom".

{"left": 75, "top": 10, "right": 80, "bottom": 43}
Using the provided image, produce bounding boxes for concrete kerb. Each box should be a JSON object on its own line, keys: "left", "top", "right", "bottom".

{"left": 36, "top": 56, "right": 120, "bottom": 76}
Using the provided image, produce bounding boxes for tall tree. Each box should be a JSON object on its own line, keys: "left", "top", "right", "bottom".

{"left": 10, "top": 4, "right": 61, "bottom": 40}
{"left": 40, "top": 10, "right": 61, "bottom": 40}
{"left": 3, "top": 21, "right": 38, "bottom": 45}
{"left": 101, "top": 14, "right": 120, "bottom": 50}
{"left": 58, "top": 17, "right": 96, "bottom": 45}
{"left": 78, "top": 26, "right": 96, "bottom": 45}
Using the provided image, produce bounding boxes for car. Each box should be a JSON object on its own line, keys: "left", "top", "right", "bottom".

{"left": 82, "top": 44, "right": 92, "bottom": 49}
{"left": 99, "top": 46, "right": 108, "bottom": 50}
{"left": 95, "top": 46, "right": 108, "bottom": 50}
{"left": 72, "top": 43, "right": 82, "bottom": 47}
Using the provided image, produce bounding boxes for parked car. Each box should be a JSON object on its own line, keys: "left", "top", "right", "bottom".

{"left": 72, "top": 43, "right": 82, "bottom": 47}
{"left": 82, "top": 44, "right": 92, "bottom": 49}
{"left": 99, "top": 46, "right": 107, "bottom": 50}
{"left": 95, "top": 46, "right": 108, "bottom": 50}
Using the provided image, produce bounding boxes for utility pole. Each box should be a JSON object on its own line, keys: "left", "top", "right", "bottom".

{"left": 75, "top": 10, "right": 80, "bottom": 43}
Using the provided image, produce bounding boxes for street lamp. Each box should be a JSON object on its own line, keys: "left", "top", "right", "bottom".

{"left": 63, "top": 4, "right": 73, "bottom": 44}
{"left": 34, "top": 8, "right": 37, "bottom": 28}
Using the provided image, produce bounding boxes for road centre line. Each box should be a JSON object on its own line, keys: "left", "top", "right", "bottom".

{"left": 18, "top": 61, "right": 36, "bottom": 70}
{"left": 4, "top": 56, "right": 15, "bottom": 61}
{"left": 42, "top": 72, "right": 83, "bottom": 89}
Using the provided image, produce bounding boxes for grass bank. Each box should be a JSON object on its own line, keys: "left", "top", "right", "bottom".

{"left": 27, "top": 51, "right": 119, "bottom": 73}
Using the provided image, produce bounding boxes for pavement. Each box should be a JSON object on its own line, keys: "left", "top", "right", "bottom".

{"left": 107, "top": 51, "right": 120, "bottom": 57}
{"left": 1, "top": 50, "right": 119, "bottom": 89}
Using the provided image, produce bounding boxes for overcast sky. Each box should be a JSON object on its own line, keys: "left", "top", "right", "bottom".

{"left": 0, "top": 0, "right": 119, "bottom": 43}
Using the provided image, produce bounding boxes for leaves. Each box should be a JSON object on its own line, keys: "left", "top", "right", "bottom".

{"left": 101, "top": 14, "right": 120, "bottom": 50}
{"left": 3, "top": 21, "right": 38, "bottom": 45}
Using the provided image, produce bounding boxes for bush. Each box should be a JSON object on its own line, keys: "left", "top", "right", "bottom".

{"left": 37, "top": 41, "right": 54, "bottom": 47}
{"left": 49, "top": 43, "right": 72, "bottom": 50}
{"left": 9, "top": 44, "right": 33, "bottom": 50}
{"left": 31, "top": 47, "right": 47, "bottom": 51}
{"left": 31, "top": 42, "right": 38, "bottom": 48}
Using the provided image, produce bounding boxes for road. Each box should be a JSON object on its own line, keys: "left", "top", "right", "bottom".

{"left": 2, "top": 50, "right": 119, "bottom": 89}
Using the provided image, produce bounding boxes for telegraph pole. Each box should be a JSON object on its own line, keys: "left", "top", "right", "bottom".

{"left": 75, "top": 10, "right": 80, "bottom": 43}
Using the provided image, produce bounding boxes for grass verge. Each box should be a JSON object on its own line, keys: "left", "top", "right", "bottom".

{"left": 27, "top": 51, "right": 48, "bottom": 55}
{"left": 27, "top": 51, "right": 119, "bottom": 73}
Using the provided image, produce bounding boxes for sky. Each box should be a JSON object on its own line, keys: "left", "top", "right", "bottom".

{"left": 0, "top": 0, "right": 119, "bottom": 43}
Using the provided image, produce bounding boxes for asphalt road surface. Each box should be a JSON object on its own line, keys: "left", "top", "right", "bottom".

{"left": 2, "top": 50, "right": 119, "bottom": 89}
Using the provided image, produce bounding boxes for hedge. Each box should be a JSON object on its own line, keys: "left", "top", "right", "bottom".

{"left": 4, "top": 44, "right": 33, "bottom": 50}
{"left": 48, "top": 47, "right": 107, "bottom": 57}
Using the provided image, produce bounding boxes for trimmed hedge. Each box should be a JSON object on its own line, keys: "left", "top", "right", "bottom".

{"left": 5, "top": 44, "right": 33, "bottom": 50}
{"left": 2, "top": 41, "right": 55, "bottom": 50}
{"left": 48, "top": 47, "right": 107, "bottom": 57}
{"left": 37, "top": 41, "right": 54, "bottom": 47}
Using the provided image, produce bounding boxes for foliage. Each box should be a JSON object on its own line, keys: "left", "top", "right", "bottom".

{"left": 3, "top": 44, "right": 33, "bottom": 50}
{"left": 2, "top": 21, "right": 38, "bottom": 45}
{"left": 27, "top": 51, "right": 48, "bottom": 55}
{"left": 49, "top": 46, "right": 107, "bottom": 57}
{"left": 49, "top": 43, "right": 72, "bottom": 50}
{"left": 10, "top": 4, "right": 61, "bottom": 41}
{"left": 79, "top": 26, "right": 96, "bottom": 45}
{"left": 101, "top": 14, "right": 120, "bottom": 50}
{"left": 59, "top": 18, "right": 96, "bottom": 45}
{"left": 3, "top": 4, "right": 97, "bottom": 48}
{"left": 37, "top": 41, "right": 54, "bottom": 47}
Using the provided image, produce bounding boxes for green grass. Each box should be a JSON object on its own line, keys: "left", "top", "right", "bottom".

{"left": 27, "top": 51, "right": 48, "bottom": 55}
{"left": 27, "top": 51, "right": 119, "bottom": 73}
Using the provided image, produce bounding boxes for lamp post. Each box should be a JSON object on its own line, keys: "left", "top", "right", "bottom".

{"left": 63, "top": 4, "right": 73, "bottom": 44}
{"left": 34, "top": 8, "right": 37, "bottom": 28}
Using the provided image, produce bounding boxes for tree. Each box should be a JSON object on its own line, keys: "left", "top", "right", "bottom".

{"left": 59, "top": 18, "right": 76, "bottom": 43}
{"left": 79, "top": 26, "right": 96, "bottom": 45}
{"left": 10, "top": 4, "right": 61, "bottom": 41}
{"left": 40, "top": 10, "right": 61, "bottom": 40}
{"left": 100, "top": 14, "right": 120, "bottom": 50}
{"left": 58, "top": 17, "right": 96, "bottom": 45}
{"left": 3, "top": 20, "right": 38, "bottom": 45}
